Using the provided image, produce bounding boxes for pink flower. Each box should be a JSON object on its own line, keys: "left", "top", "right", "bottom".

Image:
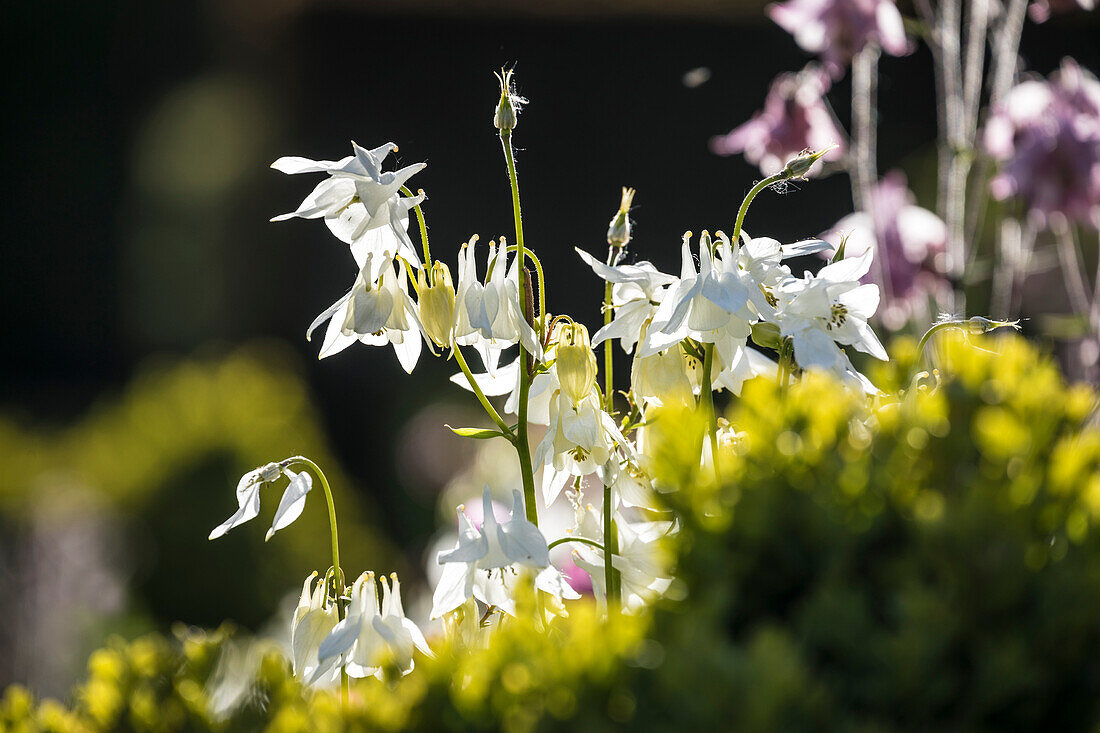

{"left": 1028, "top": 0, "right": 1094, "bottom": 23}
{"left": 823, "top": 171, "right": 949, "bottom": 329}
{"left": 984, "top": 58, "right": 1100, "bottom": 228}
{"left": 711, "top": 66, "right": 846, "bottom": 177}
{"left": 768, "top": 0, "right": 910, "bottom": 78}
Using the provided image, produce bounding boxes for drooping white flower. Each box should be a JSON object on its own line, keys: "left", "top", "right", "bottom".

{"left": 453, "top": 236, "right": 542, "bottom": 370}
{"left": 291, "top": 571, "right": 340, "bottom": 687}
{"left": 631, "top": 329, "right": 701, "bottom": 408}
{"left": 575, "top": 247, "right": 676, "bottom": 355}
{"left": 305, "top": 255, "right": 428, "bottom": 372}
{"left": 571, "top": 505, "right": 674, "bottom": 614}
{"left": 431, "top": 487, "right": 553, "bottom": 619}
{"left": 271, "top": 141, "right": 426, "bottom": 266}
{"left": 641, "top": 232, "right": 757, "bottom": 358}
{"left": 315, "top": 571, "right": 431, "bottom": 681}
{"left": 208, "top": 460, "right": 312, "bottom": 541}
{"left": 775, "top": 248, "right": 888, "bottom": 376}
{"left": 533, "top": 389, "right": 635, "bottom": 507}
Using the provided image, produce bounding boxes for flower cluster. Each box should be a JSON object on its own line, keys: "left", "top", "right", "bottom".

{"left": 207, "top": 73, "right": 891, "bottom": 691}
{"left": 984, "top": 58, "right": 1100, "bottom": 228}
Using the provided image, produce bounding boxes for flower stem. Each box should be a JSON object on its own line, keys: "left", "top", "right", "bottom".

{"left": 601, "top": 248, "right": 623, "bottom": 612}
{"left": 603, "top": 479, "right": 620, "bottom": 616}
{"left": 500, "top": 129, "right": 539, "bottom": 526}
{"left": 400, "top": 185, "right": 430, "bottom": 265}
{"left": 452, "top": 344, "right": 515, "bottom": 441}
{"left": 284, "top": 456, "right": 348, "bottom": 705}
{"left": 547, "top": 536, "right": 606, "bottom": 552}
{"left": 700, "top": 343, "right": 720, "bottom": 479}
{"left": 732, "top": 173, "right": 786, "bottom": 246}
{"left": 505, "top": 244, "right": 547, "bottom": 334}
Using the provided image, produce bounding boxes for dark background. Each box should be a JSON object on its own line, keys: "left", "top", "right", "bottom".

{"left": 1, "top": 0, "right": 1098, "bottom": 693}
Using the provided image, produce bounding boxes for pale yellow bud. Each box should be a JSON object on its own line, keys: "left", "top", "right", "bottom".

{"left": 607, "top": 186, "right": 635, "bottom": 247}
{"left": 418, "top": 261, "right": 456, "bottom": 348}
{"left": 556, "top": 322, "right": 597, "bottom": 406}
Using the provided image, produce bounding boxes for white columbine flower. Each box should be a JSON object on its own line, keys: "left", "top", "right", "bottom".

{"left": 575, "top": 247, "right": 676, "bottom": 355}
{"left": 571, "top": 504, "right": 674, "bottom": 614}
{"left": 533, "top": 388, "right": 635, "bottom": 507}
{"left": 641, "top": 232, "right": 757, "bottom": 357}
{"left": 315, "top": 571, "right": 431, "bottom": 682}
{"left": 453, "top": 236, "right": 542, "bottom": 370}
{"left": 305, "top": 255, "right": 427, "bottom": 371}
{"left": 208, "top": 460, "right": 312, "bottom": 541}
{"left": 431, "top": 487, "right": 560, "bottom": 619}
{"left": 271, "top": 141, "right": 425, "bottom": 267}
{"left": 775, "top": 248, "right": 888, "bottom": 375}
{"left": 291, "top": 571, "right": 340, "bottom": 687}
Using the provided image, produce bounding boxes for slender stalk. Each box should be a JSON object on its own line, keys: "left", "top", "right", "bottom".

{"left": 732, "top": 173, "right": 785, "bottom": 245}
{"left": 505, "top": 244, "right": 547, "bottom": 333}
{"left": 966, "top": 0, "right": 1027, "bottom": 259}
{"left": 850, "top": 46, "right": 891, "bottom": 306}
{"left": 603, "top": 479, "right": 619, "bottom": 615}
{"left": 285, "top": 456, "right": 348, "bottom": 704}
{"left": 601, "top": 247, "right": 622, "bottom": 613}
{"left": 1054, "top": 217, "right": 1092, "bottom": 318}
{"left": 700, "top": 343, "right": 720, "bottom": 478}
{"left": 452, "top": 344, "right": 515, "bottom": 440}
{"left": 400, "top": 185, "right": 430, "bottom": 265}
{"left": 499, "top": 129, "right": 538, "bottom": 526}
{"left": 548, "top": 536, "right": 606, "bottom": 552}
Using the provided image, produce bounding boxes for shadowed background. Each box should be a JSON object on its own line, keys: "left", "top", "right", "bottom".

{"left": 1, "top": 0, "right": 1097, "bottom": 696}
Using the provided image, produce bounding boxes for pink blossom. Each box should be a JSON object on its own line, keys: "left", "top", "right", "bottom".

{"left": 768, "top": 0, "right": 910, "bottom": 78}
{"left": 711, "top": 66, "right": 846, "bottom": 177}
{"left": 823, "top": 171, "right": 949, "bottom": 329}
{"left": 984, "top": 58, "right": 1100, "bottom": 228}
{"left": 1028, "top": 0, "right": 1094, "bottom": 23}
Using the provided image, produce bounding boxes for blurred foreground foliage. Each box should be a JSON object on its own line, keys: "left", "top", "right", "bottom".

{"left": 7, "top": 334, "right": 1100, "bottom": 731}
{"left": 0, "top": 343, "right": 395, "bottom": 629}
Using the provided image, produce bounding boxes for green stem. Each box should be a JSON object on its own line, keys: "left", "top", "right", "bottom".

{"left": 452, "top": 344, "right": 515, "bottom": 441}
{"left": 701, "top": 343, "right": 720, "bottom": 478}
{"left": 547, "top": 536, "right": 606, "bottom": 552}
{"left": 731, "top": 173, "right": 786, "bottom": 246}
{"left": 400, "top": 185, "right": 430, "bottom": 265}
{"left": 500, "top": 129, "right": 539, "bottom": 526}
{"left": 505, "top": 244, "right": 547, "bottom": 334}
{"left": 603, "top": 481, "right": 620, "bottom": 616}
{"left": 601, "top": 249, "right": 622, "bottom": 612}
{"left": 284, "top": 456, "right": 348, "bottom": 704}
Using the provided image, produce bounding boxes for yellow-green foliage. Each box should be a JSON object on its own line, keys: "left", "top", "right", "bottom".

{"left": 7, "top": 334, "right": 1100, "bottom": 731}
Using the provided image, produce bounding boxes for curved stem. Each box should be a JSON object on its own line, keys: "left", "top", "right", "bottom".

{"left": 400, "top": 185, "right": 430, "bottom": 265}
{"left": 700, "top": 343, "right": 720, "bottom": 479}
{"left": 452, "top": 344, "right": 515, "bottom": 440}
{"left": 505, "top": 244, "right": 547, "bottom": 332}
{"left": 283, "top": 456, "right": 348, "bottom": 704}
{"left": 732, "top": 173, "right": 786, "bottom": 246}
{"left": 547, "top": 536, "right": 606, "bottom": 552}
{"left": 500, "top": 130, "right": 538, "bottom": 526}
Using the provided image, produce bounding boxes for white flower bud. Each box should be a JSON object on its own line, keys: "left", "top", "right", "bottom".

{"left": 556, "top": 322, "right": 597, "bottom": 406}
{"left": 418, "top": 261, "right": 456, "bottom": 348}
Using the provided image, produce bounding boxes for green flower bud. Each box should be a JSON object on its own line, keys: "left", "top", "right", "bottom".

{"left": 556, "top": 322, "right": 597, "bottom": 406}
{"left": 418, "top": 261, "right": 456, "bottom": 348}
{"left": 607, "top": 187, "right": 635, "bottom": 248}
{"left": 493, "top": 69, "right": 526, "bottom": 132}
{"left": 750, "top": 321, "right": 782, "bottom": 350}
{"left": 781, "top": 144, "right": 839, "bottom": 180}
